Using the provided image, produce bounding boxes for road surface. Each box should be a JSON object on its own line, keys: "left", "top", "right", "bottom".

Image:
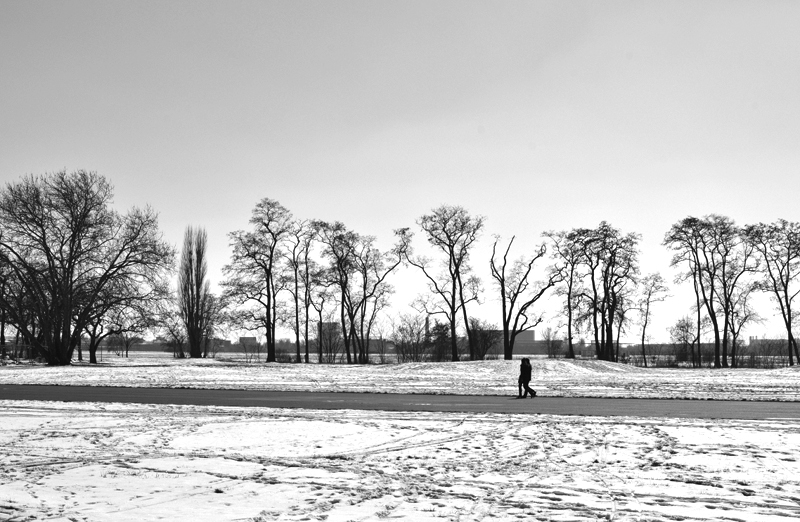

{"left": 1, "top": 384, "right": 797, "bottom": 420}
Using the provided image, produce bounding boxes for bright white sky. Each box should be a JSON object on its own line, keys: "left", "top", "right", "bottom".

{"left": 2, "top": 1, "right": 799, "bottom": 342}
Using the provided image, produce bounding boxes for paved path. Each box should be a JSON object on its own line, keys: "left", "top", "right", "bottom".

{"left": 2, "top": 385, "right": 798, "bottom": 420}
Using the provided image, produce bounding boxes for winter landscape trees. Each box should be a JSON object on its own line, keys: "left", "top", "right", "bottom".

{"left": 2, "top": 171, "right": 800, "bottom": 367}
{"left": 665, "top": 215, "right": 760, "bottom": 368}
{"left": 490, "top": 235, "right": 560, "bottom": 360}
{"left": 0, "top": 171, "right": 174, "bottom": 365}
{"left": 221, "top": 198, "right": 293, "bottom": 363}
{"left": 744, "top": 220, "right": 800, "bottom": 364}
{"left": 406, "top": 205, "right": 484, "bottom": 361}
{"left": 179, "top": 226, "right": 214, "bottom": 359}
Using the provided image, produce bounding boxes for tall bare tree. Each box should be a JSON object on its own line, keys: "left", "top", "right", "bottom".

{"left": 349, "top": 229, "right": 410, "bottom": 363}
{"left": 544, "top": 230, "right": 583, "bottom": 358}
{"left": 744, "top": 220, "right": 800, "bottom": 365}
{"left": 407, "top": 205, "right": 484, "bottom": 361}
{"left": 663, "top": 217, "right": 707, "bottom": 366}
{"left": 714, "top": 217, "right": 759, "bottom": 367}
{"left": 285, "top": 220, "right": 315, "bottom": 363}
{"left": 223, "top": 198, "right": 293, "bottom": 363}
{"left": 313, "top": 221, "right": 358, "bottom": 363}
{"left": 575, "top": 223, "right": 640, "bottom": 362}
{"left": 665, "top": 215, "right": 756, "bottom": 368}
{"left": 315, "top": 221, "right": 410, "bottom": 363}
{"left": 490, "top": 235, "right": 560, "bottom": 359}
{"left": 298, "top": 229, "right": 319, "bottom": 363}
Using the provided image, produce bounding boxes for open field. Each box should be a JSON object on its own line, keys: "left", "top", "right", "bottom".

{"left": 2, "top": 354, "right": 800, "bottom": 401}
{"left": 2, "top": 356, "right": 800, "bottom": 521}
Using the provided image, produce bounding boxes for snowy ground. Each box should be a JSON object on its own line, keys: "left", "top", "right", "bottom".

{"left": 2, "top": 355, "right": 800, "bottom": 521}
{"left": 2, "top": 353, "right": 800, "bottom": 400}
{"left": 1, "top": 401, "right": 799, "bottom": 522}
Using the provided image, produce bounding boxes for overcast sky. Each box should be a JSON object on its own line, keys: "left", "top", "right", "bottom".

{"left": 2, "top": 1, "right": 799, "bottom": 341}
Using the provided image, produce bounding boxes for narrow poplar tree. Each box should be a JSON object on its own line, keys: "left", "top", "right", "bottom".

{"left": 179, "top": 226, "right": 211, "bottom": 358}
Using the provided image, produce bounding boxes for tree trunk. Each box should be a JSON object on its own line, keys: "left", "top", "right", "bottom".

{"left": 304, "top": 303, "right": 310, "bottom": 363}
{"left": 640, "top": 329, "right": 648, "bottom": 368}
{"left": 721, "top": 315, "right": 730, "bottom": 368}
{"left": 565, "top": 319, "right": 575, "bottom": 359}
{"left": 317, "top": 309, "right": 324, "bottom": 364}
{"left": 341, "top": 296, "right": 351, "bottom": 364}
{"left": 294, "top": 279, "right": 301, "bottom": 363}
{"left": 503, "top": 326, "right": 512, "bottom": 360}
{"left": 784, "top": 313, "right": 796, "bottom": 366}
{"left": 89, "top": 342, "right": 98, "bottom": 364}
{"left": 450, "top": 314, "right": 459, "bottom": 362}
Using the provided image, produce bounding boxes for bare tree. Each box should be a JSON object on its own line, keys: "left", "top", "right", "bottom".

{"left": 636, "top": 273, "right": 669, "bottom": 368}
{"left": 348, "top": 229, "right": 410, "bottom": 363}
{"left": 0, "top": 170, "right": 174, "bottom": 365}
{"left": 391, "top": 313, "right": 429, "bottom": 362}
{"left": 490, "top": 235, "right": 560, "bottom": 360}
{"left": 468, "top": 317, "right": 503, "bottom": 360}
{"left": 575, "top": 223, "right": 640, "bottom": 362}
{"left": 313, "top": 221, "right": 358, "bottom": 363}
{"left": 669, "top": 316, "right": 695, "bottom": 366}
{"left": 663, "top": 217, "right": 707, "bottom": 366}
{"left": 744, "top": 220, "right": 800, "bottom": 365}
{"left": 156, "top": 295, "right": 188, "bottom": 358}
{"left": 316, "top": 311, "right": 343, "bottom": 364}
{"left": 613, "top": 287, "right": 638, "bottom": 362}
{"left": 284, "top": 220, "right": 314, "bottom": 363}
{"left": 308, "top": 267, "right": 336, "bottom": 364}
{"left": 544, "top": 230, "right": 583, "bottom": 358}
{"left": 81, "top": 269, "right": 171, "bottom": 363}
{"left": 299, "top": 229, "right": 318, "bottom": 363}
{"left": 315, "top": 221, "right": 410, "bottom": 364}
{"left": 728, "top": 281, "right": 762, "bottom": 367}
{"left": 0, "top": 267, "right": 8, "bottom": 359}
{"left": 715, "top": 217, "right": 759, "bottom": 367}
{"left": 665, "top": 215, "right": 757, "bottom": 368}
{"left": 407, "top": 205, "right": 484, "bottom": 361}
{"left": 541, "top": 327, "right": 563, "bottom": 358}
{"left": 223, "top": 198, "right": 293, "bottom": 363}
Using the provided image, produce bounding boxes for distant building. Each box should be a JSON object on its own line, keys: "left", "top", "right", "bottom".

{"left": 748, "top": 337, "right": 786, "bottom": 347}
{"left": 212, "top": 338, "right": 232, "bottom": 348}
{"left": 489, "top": 330, "right": 554, "bottom": 356}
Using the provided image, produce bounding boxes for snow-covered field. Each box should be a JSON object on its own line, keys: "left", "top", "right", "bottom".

{"left": 2, "top": 353, "right": 800, "bottom": 400}
{"left": 2, "top": 356, "right": 800, "bottom": 521}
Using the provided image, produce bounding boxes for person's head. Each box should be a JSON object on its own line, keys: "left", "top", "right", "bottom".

{"left": 521, "top": 357, "right": 530, "bottom": 367}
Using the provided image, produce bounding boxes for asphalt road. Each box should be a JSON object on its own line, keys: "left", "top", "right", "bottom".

{"left": 2, "top": 384, "right": 798, "bottom": 420}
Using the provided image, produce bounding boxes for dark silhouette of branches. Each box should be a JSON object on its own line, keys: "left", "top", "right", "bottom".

{"left": 490, "top": 235, "right": 560, "bottom": 360}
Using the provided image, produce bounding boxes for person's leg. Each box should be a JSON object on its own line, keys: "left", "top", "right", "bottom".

{"left": 518, "top": 380, "right": 523, "bottom": 398}
{"left": 524, "top": 381, "right": 535, "bottom": 398}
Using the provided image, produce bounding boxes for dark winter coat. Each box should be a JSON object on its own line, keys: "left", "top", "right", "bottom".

{"left": 519, "top": 364, "right": 532, "bottom": 383}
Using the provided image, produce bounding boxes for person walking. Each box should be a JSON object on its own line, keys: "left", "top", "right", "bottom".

{"left": 518, "top": 357, "right": 536, "bottom": 398}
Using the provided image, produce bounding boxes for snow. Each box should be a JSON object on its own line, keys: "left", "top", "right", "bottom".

{"left": 2, "top": 355, "right": 800, "bottom": 521}
{"left": 2, "top": 354, "right": 800, "bottom": 400}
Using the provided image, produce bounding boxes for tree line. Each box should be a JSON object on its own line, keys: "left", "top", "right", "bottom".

{"left": 1, "top": 171, "right": 798, "bottom": 368}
